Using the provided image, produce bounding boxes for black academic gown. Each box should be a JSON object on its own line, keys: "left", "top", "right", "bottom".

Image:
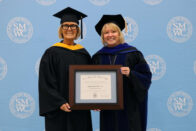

{"left": 39, "top": 43, "right": 92, "bottom": 131}
{"left": 92, "top": 43, "right": 152, "bottom": 131}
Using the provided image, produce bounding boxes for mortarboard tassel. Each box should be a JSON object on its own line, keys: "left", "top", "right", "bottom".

{"left": 81, "top": 16, "right": 83, "bottom": 39}
{"left": 124, "top": 19, "right": 128, "bottom": 33}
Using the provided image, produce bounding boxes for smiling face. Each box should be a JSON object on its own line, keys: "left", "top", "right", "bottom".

{"left": 101, "top": 23, "right": 124, "bottom": 47}
{"left": 61, "top": 22, "right": 78, "bottom": 40}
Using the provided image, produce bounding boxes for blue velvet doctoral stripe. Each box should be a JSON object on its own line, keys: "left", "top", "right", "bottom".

{"left": 132, "top": 63, "right": 152, "bottom": 88}
{"left": 132, "top": 63, "right": 152, "bottom": 131}
{"left": 97, "top": 43, "right": 137, "bottom": 54}
{"left": 97, "top": 43, "right": 138, "bottom": 65}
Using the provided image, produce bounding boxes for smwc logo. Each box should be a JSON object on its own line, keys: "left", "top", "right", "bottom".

{"left": 145, "top": 55, "right": 166, "bottom": 80}
{"left": 7, "top": 17, "right": 33, "bottom": 44}
{"left": 89, "top": 0, "right": 110, "bottom": 6}
{"left": 123, "top": 17, "right": 138, "bottom": 43}
{"left": 9, "top": 92, "right": 35, "bottom": 119}
{"left": 167, "top": 91, "right": 193, "bottom": 117}
{"left": 167, "top": 16, "right": 192, "bottom": 43}
{"left": 36, "top": 0, "right": 56, "bottom": 6}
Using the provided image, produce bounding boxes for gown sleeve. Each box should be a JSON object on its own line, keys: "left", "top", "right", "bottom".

{"left": 126, "top": 51, "right": 152, "bottom": 102}
{"left": 38, "top": 50, "right": 67, "bottom": 117}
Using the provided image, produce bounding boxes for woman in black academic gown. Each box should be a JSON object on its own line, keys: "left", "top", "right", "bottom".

{"left": 92, "top": 14, "right": 152, "bottom": 131}
{"left": 38, "top": 7, "right": 92, "bottom": 131}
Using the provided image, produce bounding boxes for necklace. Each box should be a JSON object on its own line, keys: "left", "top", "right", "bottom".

{"left": 109, "top": 55, "right": 117, "bottom": 65}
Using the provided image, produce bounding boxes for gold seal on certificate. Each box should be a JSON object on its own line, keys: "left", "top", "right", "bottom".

{"left": 69, "top": 65, "right": 123, "bottom": 110}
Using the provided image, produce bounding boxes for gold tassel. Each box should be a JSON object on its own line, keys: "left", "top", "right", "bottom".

{"left": 124, "top": 19, "right": 128, "bottom": 33}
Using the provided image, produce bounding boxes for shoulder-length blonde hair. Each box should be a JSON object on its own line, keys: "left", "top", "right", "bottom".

{"left": 58, "top": 25, "right": 81, "bottom": 40}
{"left": 101, "top": 23, "right": 124, "bottom": 45}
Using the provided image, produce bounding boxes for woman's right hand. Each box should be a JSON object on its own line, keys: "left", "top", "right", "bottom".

{"left": 60, "top": 103, "right": 71, "bottom": 112}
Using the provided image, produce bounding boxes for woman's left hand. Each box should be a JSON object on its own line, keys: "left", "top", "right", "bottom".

{"left": 120, "top": 67, "right": 130, "bottom": 77}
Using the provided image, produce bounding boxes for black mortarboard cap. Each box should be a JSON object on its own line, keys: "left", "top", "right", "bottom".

{"left": 53, "top": 7, "right": 87, "bottom": 38}
{"left": 95, "top": 14, "right": 125, "bottom": 35}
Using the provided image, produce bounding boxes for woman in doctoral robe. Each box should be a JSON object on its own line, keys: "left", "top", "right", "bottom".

{"left": 38, "top": 7, "right": 92, "bottom": 131}
{"left": 92, "top": 14, "right": 152, "bottom": 131}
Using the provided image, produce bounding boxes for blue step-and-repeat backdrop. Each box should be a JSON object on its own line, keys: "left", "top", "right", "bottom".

{"left": 0, "top": 0, "right": 196, "bottom": 131}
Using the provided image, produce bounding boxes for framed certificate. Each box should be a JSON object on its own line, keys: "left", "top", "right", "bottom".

{"left": 69, "top": 65, "right": 123, "bottom": 110}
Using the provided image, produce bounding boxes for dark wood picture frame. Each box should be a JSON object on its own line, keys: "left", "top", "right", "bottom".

{"left": 69, "top": 65, "right": 123, "bottom": 110}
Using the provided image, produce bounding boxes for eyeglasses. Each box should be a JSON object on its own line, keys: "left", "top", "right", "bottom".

{"left": 61, "top": 24, "right": 78, "bottom": 30}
